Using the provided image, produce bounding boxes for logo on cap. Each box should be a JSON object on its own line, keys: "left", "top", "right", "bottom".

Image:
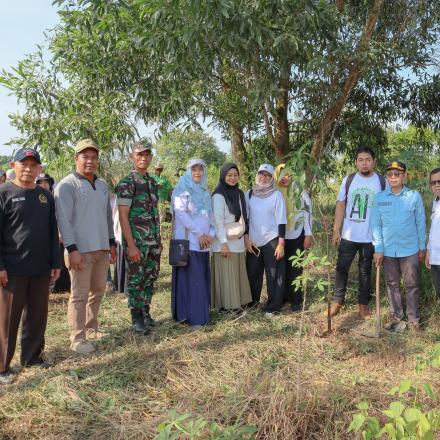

{"left": 13, "top": 148, "right": 41, "bottom": 164}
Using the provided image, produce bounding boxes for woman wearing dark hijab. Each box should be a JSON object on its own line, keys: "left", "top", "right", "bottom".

{"left": 211, "top": 163, "right": 252, "bottom": 312}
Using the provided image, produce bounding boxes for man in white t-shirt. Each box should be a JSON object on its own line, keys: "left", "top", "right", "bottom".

{"left": 330, "top": 147, "right": 386, "bottom": 319}
{"left": 426, "top": 167, "right": 440, "bottom": 298}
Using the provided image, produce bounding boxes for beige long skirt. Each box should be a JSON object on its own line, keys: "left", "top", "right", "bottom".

{"left": 211, "top": 252, "right": 252, "bottom": 310}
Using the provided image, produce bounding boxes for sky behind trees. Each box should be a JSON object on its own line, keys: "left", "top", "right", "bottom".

{"left": 0, "top": 1, "right": 229, "bottom": 156}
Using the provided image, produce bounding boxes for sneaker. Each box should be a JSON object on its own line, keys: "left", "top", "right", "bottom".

{"left": 358, "top": 304, "right": 371, "bottom": 320}
{"left": 327, "top": 302, "right": 343, "bottom": 317}
{"left": 0, "top": 370, "right": 16, "bottom": 385}
{"left": 70, "top": 340, "right": 95, "bottom": 354}
{"left": 265, "top": 312, "right": 276, "bottom": 318}
{"left": 86, "top": 329, "right": 107, "bottom": 340}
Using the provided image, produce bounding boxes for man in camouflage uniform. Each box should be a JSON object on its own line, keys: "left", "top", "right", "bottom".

{"left": 153, "top": 162, "right": 173, "bottom": 224}
{"left": 115, "top": 141, "right": 161, "bottom": 334}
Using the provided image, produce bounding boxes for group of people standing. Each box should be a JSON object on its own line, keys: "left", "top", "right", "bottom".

{"left": 171, "top": 160, "right": 313, "bottom": 326}
{"left": 0, "top": 140, "right": 439, "bottom": 385}
{"left": 330, "top": 147, "right": 440, "bottom": 333}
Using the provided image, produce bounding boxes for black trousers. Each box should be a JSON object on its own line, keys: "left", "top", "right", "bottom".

{"left": 246, "top": 238, "right": 285, "bottom": 312}
{"left": 284, "top": 232, "right": 305, "bottom": 307}
{"left": 333, "top": 239, "right": 374, "bottom": 305}
{"left": 0, "top": 275, "right": 50, "bottom": 373}
{"left": 431, "top": 265, "right": 440, "bottom": 298}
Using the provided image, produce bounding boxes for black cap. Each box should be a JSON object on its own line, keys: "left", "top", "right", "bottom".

{"left": 13, "top": 148, "right": 41, "bottom": 164}
{"left": 386, "top": 160, "right": 406, "bottom": 172}
{"left": 36, "top": 173, "right": 54, "bottom": 186}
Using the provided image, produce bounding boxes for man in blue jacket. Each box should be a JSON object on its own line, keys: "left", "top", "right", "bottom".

{"left": 372, "top": 161, "right": 426, "bottom": 332}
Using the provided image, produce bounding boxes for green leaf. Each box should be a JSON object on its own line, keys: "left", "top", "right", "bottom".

{"left": 388, "top": 386, "right": 399, "bottom": 396}
{"left": 378, "top": 423, "right": 396, "bottom": 438}
{"left": 398, "top": 379, "right": 412, "bottom": 395}
{"left": 357, "top": 401, "right": 369, "bottom": 411}
{"left": 404, "top": 407, "right": 422, "bottom": 423}
{"left": 423, "top": 383, "right": 436, "bottom": 400}
{"left": 389, "top": 401, "right": 405, "bottom": 418}
{"left": 348, "top": 413, "right": 365, "bottom": 433}
{"left": 418, "top": 413, "right": 432, "bottom": 437}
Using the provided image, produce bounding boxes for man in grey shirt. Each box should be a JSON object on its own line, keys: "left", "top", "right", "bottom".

{"left": 55, "top": 139, "right": 116, "bottom": 354}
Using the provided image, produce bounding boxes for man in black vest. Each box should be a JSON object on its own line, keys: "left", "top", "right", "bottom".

{"left": 0, "top": 148, "right": 60, "bottom": 385}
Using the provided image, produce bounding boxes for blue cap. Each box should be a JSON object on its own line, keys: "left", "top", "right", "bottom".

{"left": 13, "top": 148, "right": 41, "bottom": 164}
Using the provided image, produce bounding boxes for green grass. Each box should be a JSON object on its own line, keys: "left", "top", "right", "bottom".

{"left": 1, "top": 240, "right": 440, "bottom": 439}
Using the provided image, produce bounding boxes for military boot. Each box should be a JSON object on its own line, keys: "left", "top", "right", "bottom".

{"left": 130, "top": 308, "right": 146, "bottom": 333}
{"left": 143, "top": 304, "right": 155, "bottom": 327}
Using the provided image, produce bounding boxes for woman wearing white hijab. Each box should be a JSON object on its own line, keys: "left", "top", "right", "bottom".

{"left": 245, "top": 164, "right": 287, "bottom": 316}
{"left": 171, "top": 159, "right": 215, "bottom": 327}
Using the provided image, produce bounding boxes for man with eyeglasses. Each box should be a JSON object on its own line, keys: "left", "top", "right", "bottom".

{"left": 55, "top": 139, "right": 117, "bottom": 353}
{"left": 371, "top": 161, "right": 426, "bottom": 332}
{"left": 425, "top": 168, "right": 440, "bottom": 298}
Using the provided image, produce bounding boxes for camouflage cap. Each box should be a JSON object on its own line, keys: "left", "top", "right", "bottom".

{"left": 132, "top": 140, "right": 153, "bottom": 154}
{"left": 154, "top": 162, "right": 164, "bottom": 169}
{"left": 75, "top": 138, "right": 99, "bottom": 154}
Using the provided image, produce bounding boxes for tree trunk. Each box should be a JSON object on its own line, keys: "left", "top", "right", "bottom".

{"left": 230, "top": 124, "right": 246, "bottom": 172}
{"left": 273, "top": 65, "right": 290, "bottom": 161}
{"left": 263, "top": 64, "right": 290, "bottom": 162}
{"left": 307, "top": 0, "right": 384, "bottom": 184}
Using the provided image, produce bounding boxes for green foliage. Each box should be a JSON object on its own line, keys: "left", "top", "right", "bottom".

{"left": 289, "top": 250, "right": 331, "bottom": 294}
{"left": 243, "top": 136, "right": 276, "bottom": 187}
{"left": 386, "top": 126, "right": 440, "bottom": 195}
{"left": 154, "top": 409, "right": 257, "bottom": 440}
{"left": 2, "top": 0, "right": 440, "bottom": 177}
{"left": 0, "top": 49, "right": 137, "bottom": 164}
{"left": 155, "top": 128, "right": 225, "bottom": 186}
{"left": 348, "top": 343, "right": 440, "bottom": 439}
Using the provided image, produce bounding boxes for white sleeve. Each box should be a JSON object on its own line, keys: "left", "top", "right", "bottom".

{"left": 212, "top": 194, "right": 228, "bottom": 244}
{"left": 274, "top": 191, "right": 287, "bottom": 225}
{"left": 337, "top": 177, "right": 348, "bottom": 202}
{"left": 302, "top": 191, "right": 313, "bottom": 236}
{"left": 174, "top": 194, "right": 204, "bottom": 237}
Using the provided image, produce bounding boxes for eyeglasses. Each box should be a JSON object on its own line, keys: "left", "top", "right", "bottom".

{"left": 430, "top": 179, "right": 440, "bottom": 186}
{"left": 386, "top": 171, "right": 404, "bottom": 178}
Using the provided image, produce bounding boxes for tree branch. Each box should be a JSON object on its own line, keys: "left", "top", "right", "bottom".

{"left": 308, "top": 0, "right": 384, "bottom": 177}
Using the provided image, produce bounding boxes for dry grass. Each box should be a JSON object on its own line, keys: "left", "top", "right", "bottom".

{"left": 1, "top": 244, "right": 440, "bottom": 440}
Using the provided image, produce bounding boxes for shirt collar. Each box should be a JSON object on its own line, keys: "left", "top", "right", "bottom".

{"left": 385, "top": 185, "right": 407, "bottom": 196}
{"left": 131, "top": 170, "right": 149, "bottom": 179}
{"left": 74, "top": 171, "right": 97, "bottom": 182}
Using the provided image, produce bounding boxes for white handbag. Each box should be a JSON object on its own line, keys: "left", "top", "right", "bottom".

{"left": 224, "top": 198, "right": 245, "bottom": 240}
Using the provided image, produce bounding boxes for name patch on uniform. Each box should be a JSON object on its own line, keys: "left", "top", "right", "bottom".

{"left": 378, "top": 202, "right": 392, "bottom": 206}
{"left": 12, "top": 197, "right": 25, "bottom": 202}
{"left": 39, "top": 194, "right": 48, "bottom": 204}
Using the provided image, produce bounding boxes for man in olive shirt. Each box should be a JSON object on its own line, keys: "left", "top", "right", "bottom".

{"left": 153, "top": 162, "right": 172, "bottom": 223}
{"left": 0, "top": 148, "right": 61, "bottom": 385}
